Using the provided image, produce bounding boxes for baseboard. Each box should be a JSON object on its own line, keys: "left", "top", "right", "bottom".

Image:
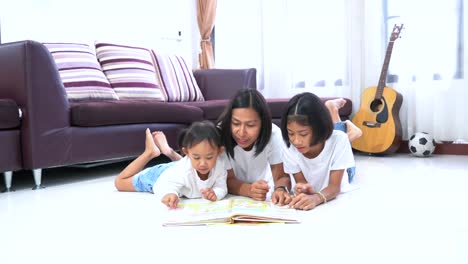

{"left": 397, "top": 141, "right": 468, "bottom": 155}
{"left": 66, "top": 157, "right": 134, "bottom": 168}
{"left": 65, "top": 155, "right": 174, "bottom": 169}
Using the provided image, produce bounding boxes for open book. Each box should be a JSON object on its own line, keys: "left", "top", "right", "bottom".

{"left": 163, "top": 198, "right": 300, "bottom": 226}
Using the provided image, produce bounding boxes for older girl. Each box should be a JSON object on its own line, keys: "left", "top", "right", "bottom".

{"left": 281, "top": 92, "right": 355, "bottom": 210}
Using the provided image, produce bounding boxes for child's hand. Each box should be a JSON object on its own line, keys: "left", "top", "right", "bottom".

{"left": 249, "top": 180, "right": 270, "bottom": 201}
{"left": 294, "top": 182, "right": 315, "bottom": 195}
{"left": 200, "top": 188, "right": 217, "bottom": 201}
{"left": 145, "top": 128, "right": 160, "bottom": 158}
{"left": 161, "top": 193, "right": 179, "bottom": 209}
{"left": 288, "top": 193, "right": 319, "bottom": 211}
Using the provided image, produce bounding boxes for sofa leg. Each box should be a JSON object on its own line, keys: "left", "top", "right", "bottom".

{"left": 2, "top": 171, "right": 14, "bottom": 192}
{"left": 32, "top": 169, "right": 45, "bottom": 190}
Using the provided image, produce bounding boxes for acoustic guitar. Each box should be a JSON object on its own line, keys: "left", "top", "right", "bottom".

{"left": 351, "top": 24, "right": 404, "bottom": 155}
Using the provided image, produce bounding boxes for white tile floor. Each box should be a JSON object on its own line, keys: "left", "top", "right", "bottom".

{"left": 1, "top": 154, "right": 468, "bottom": 264}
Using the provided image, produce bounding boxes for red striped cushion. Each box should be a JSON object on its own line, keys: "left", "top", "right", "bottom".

{"left": 152, "top": 51, "right": 204, "bottom": 102}
{"left": 95, "top": 42, "right": 166, "bottom": 101}
{"left": 44, "top": 43, "right": 119, "bottom": 101}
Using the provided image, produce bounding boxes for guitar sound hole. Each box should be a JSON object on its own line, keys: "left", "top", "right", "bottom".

{"left": 370, "top": 99, "right": 383, "bottom": 113}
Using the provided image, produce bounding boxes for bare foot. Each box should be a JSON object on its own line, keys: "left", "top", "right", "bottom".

{"left": 345, "top": 120, "right": 362, "bottom": 142}
{"left": 145, "top": 128, "right": 161, "bottom": 158}
{"left": 327, "top": 98, "right": 347, "bottom": 109}
{"left": 152, "top": 131, "right": 174, "bottom": 157}
{"left": 325, "top": 98, "right": 347, "bottom": 124}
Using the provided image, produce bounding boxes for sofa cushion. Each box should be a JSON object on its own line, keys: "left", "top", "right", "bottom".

{"left": 152, "top": 51, "right": 205, "bottom": 102}
{"left": 95, "top": 42, "right": 166, "bottom": 101}
{"left": 0, "top": 99, "right": 21, "bottom": 129}
{"left": 70, "top": 100, "right": 204, "bottom": 127}
{"left": 44, "top": 43, "right": 119, "bottom": 101}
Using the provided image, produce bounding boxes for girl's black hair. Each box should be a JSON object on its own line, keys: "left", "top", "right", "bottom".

{"left": 216, "top": 88, "right": 272, "bottom": 159}
{"left": 177, "top": 120, "right": 222, "bottom": 150}
{"left": 280, "top": 92, "right": 333, "bottom": 147}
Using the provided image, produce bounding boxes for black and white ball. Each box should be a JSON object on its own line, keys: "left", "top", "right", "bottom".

{"left": 408, "top": 132, "right": 436, "bottom": 157}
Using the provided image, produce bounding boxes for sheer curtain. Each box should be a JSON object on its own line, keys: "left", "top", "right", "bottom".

{"left": 215, "top": 0, "right": 468, "bottom": 142}
{"left": 215, "top": 0, "right": 364, "bottom": 99}
{"left": 383, "top": 0, "right": 468, "bottom": 142}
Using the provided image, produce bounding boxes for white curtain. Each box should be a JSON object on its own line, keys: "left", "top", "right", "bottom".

{"left": 383, "top": 0, "right": 468, "bottom": 142}
{"left": 215, "top": 0, "right": 468, "bottom": 142}
{"left": 216, "top": 0, "right": 360, "bottom": 98}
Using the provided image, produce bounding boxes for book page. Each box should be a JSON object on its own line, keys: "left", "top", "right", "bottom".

{"left": 230, "top": 199, "right": 300, "bottom": 223}
{"left": 163, "top": 199, "right": 234, "bottom": 226}
{"left": 163, "top": 198, "right": 300, "bottom": 226}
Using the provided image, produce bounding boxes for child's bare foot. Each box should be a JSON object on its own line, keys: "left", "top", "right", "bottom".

{"left": 327, "top": 98, "right": 347, "bottom": 109}
{"left": 345, "top": 120, "right": 363, "bottom": 142}
{"left": 325, "top": 98, "right": 347, "bottom": 124}
{"left": 152, "top": 131, "right": 174, "bottom": 157}
{"left": 145, "top": 128, "right": 160, "bottom": 158}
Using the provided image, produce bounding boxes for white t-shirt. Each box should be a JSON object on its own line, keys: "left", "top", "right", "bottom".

{"left": 221, "top": 124, "right": 285, "bottom": 185}
{"left": 153, "top": 156, "right": 227, "bottom": 201}
{"left": 283, "top": 130, "right": 355, "bottom": 192}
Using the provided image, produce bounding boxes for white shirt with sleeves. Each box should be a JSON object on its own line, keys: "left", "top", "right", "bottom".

{"left": 221, "top": 123, "right": 285, "bottom": 184}
{"left": 152, "top": 156, "right": 227, "bottom": 201}
{"left": 283, "top": 130, "right": 355, "bottom": 192}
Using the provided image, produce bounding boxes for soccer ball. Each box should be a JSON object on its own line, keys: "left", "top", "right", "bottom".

{"left": 408, "top": 132, "right": 436, "bottom": 157}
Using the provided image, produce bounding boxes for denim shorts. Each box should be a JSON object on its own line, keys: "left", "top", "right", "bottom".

{"left": 334, "top": 121, "right": 347, "bottom": 133}
{"left": 334, "top": 121, "right": 356, "bottom": 183}
{"left": 132, "top": 162, "right": 175, "bottom": 193}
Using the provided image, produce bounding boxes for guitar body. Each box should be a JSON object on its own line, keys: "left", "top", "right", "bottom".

{"left": 351, "top": 86, "right": 403, "bottom": 154}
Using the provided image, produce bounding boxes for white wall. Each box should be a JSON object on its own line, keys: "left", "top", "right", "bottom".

{"left": 0, "top": 0, "right": 201, "bottom": 67}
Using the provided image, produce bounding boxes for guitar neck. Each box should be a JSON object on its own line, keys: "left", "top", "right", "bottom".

{"left": 376, "top": 40, "right": 395, "bottom": 99}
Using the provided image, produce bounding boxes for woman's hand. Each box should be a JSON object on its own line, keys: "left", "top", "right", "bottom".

{"left": 288, "top": 193, "right": 321, "bottom": 211}
{"left": 294, "top": 182, "right": 315, "bottom": 195}
{"left": 200, "top": 188, "right": 217, "bottom": 201}
{"left": 249, "top": 180, "right": 270, "bottom": 201}
{"left": 271, "top": 187, "right": 292, "bottom": 206}
{"left": 161, "top": 193, "right": 179, "bottom": 209}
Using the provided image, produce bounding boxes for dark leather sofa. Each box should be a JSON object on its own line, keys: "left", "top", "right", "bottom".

{"left": 0, "top": 40, "right": 352, "bottom": 189}
{"left": 0, "top": 99, "right": 22, "bottom": 192}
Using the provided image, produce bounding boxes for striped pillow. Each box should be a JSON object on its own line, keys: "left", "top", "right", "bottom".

{"left": 95, "top": 42, "right": 166, "bottom": 101}
{"left": 152, "top": 51, "right": 204, "bottom": 102}
{"left": 44, "top": 43, "right": 119, "bottom": 101}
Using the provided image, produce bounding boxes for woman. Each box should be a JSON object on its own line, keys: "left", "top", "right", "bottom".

{"left": 217, "top": 88, "right": 291, "bottom": 205}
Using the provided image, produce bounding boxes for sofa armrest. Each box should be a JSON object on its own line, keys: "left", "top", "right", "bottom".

{"left": 0, "top": 40, "right": 71, "bottom": 169}
{"left": 193, "top": 68, "right": 257, "bottom": 100}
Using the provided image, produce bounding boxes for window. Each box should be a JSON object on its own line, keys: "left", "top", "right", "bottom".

{"left": 384, "top": 0, "right": 463, "bottom": 82}
{"left": 287, "top": 1, "right": 347, "bottom": 89}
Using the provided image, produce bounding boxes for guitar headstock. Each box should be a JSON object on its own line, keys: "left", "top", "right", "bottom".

{"left": 390, "top": 24, "right": 404, "bottom": 41}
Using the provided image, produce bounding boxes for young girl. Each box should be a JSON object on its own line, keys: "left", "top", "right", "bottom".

{"left": 114, "top": 121, "right": 227, "bottom": 209}
{"left": 280, "top": 92, "right": 355, "bottom": 211}
{"left": 217, "top": 88, "right": 291, "bottom": 205}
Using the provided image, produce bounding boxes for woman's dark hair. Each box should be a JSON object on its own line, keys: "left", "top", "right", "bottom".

{"left": 177, "top": 120, "right": 222, "bottom": 150}
{"left": 216, "top": 88, "right": 272, "bottom": 159}
{"left": 280, "top": 92, "right": 333, "bottom": 147}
